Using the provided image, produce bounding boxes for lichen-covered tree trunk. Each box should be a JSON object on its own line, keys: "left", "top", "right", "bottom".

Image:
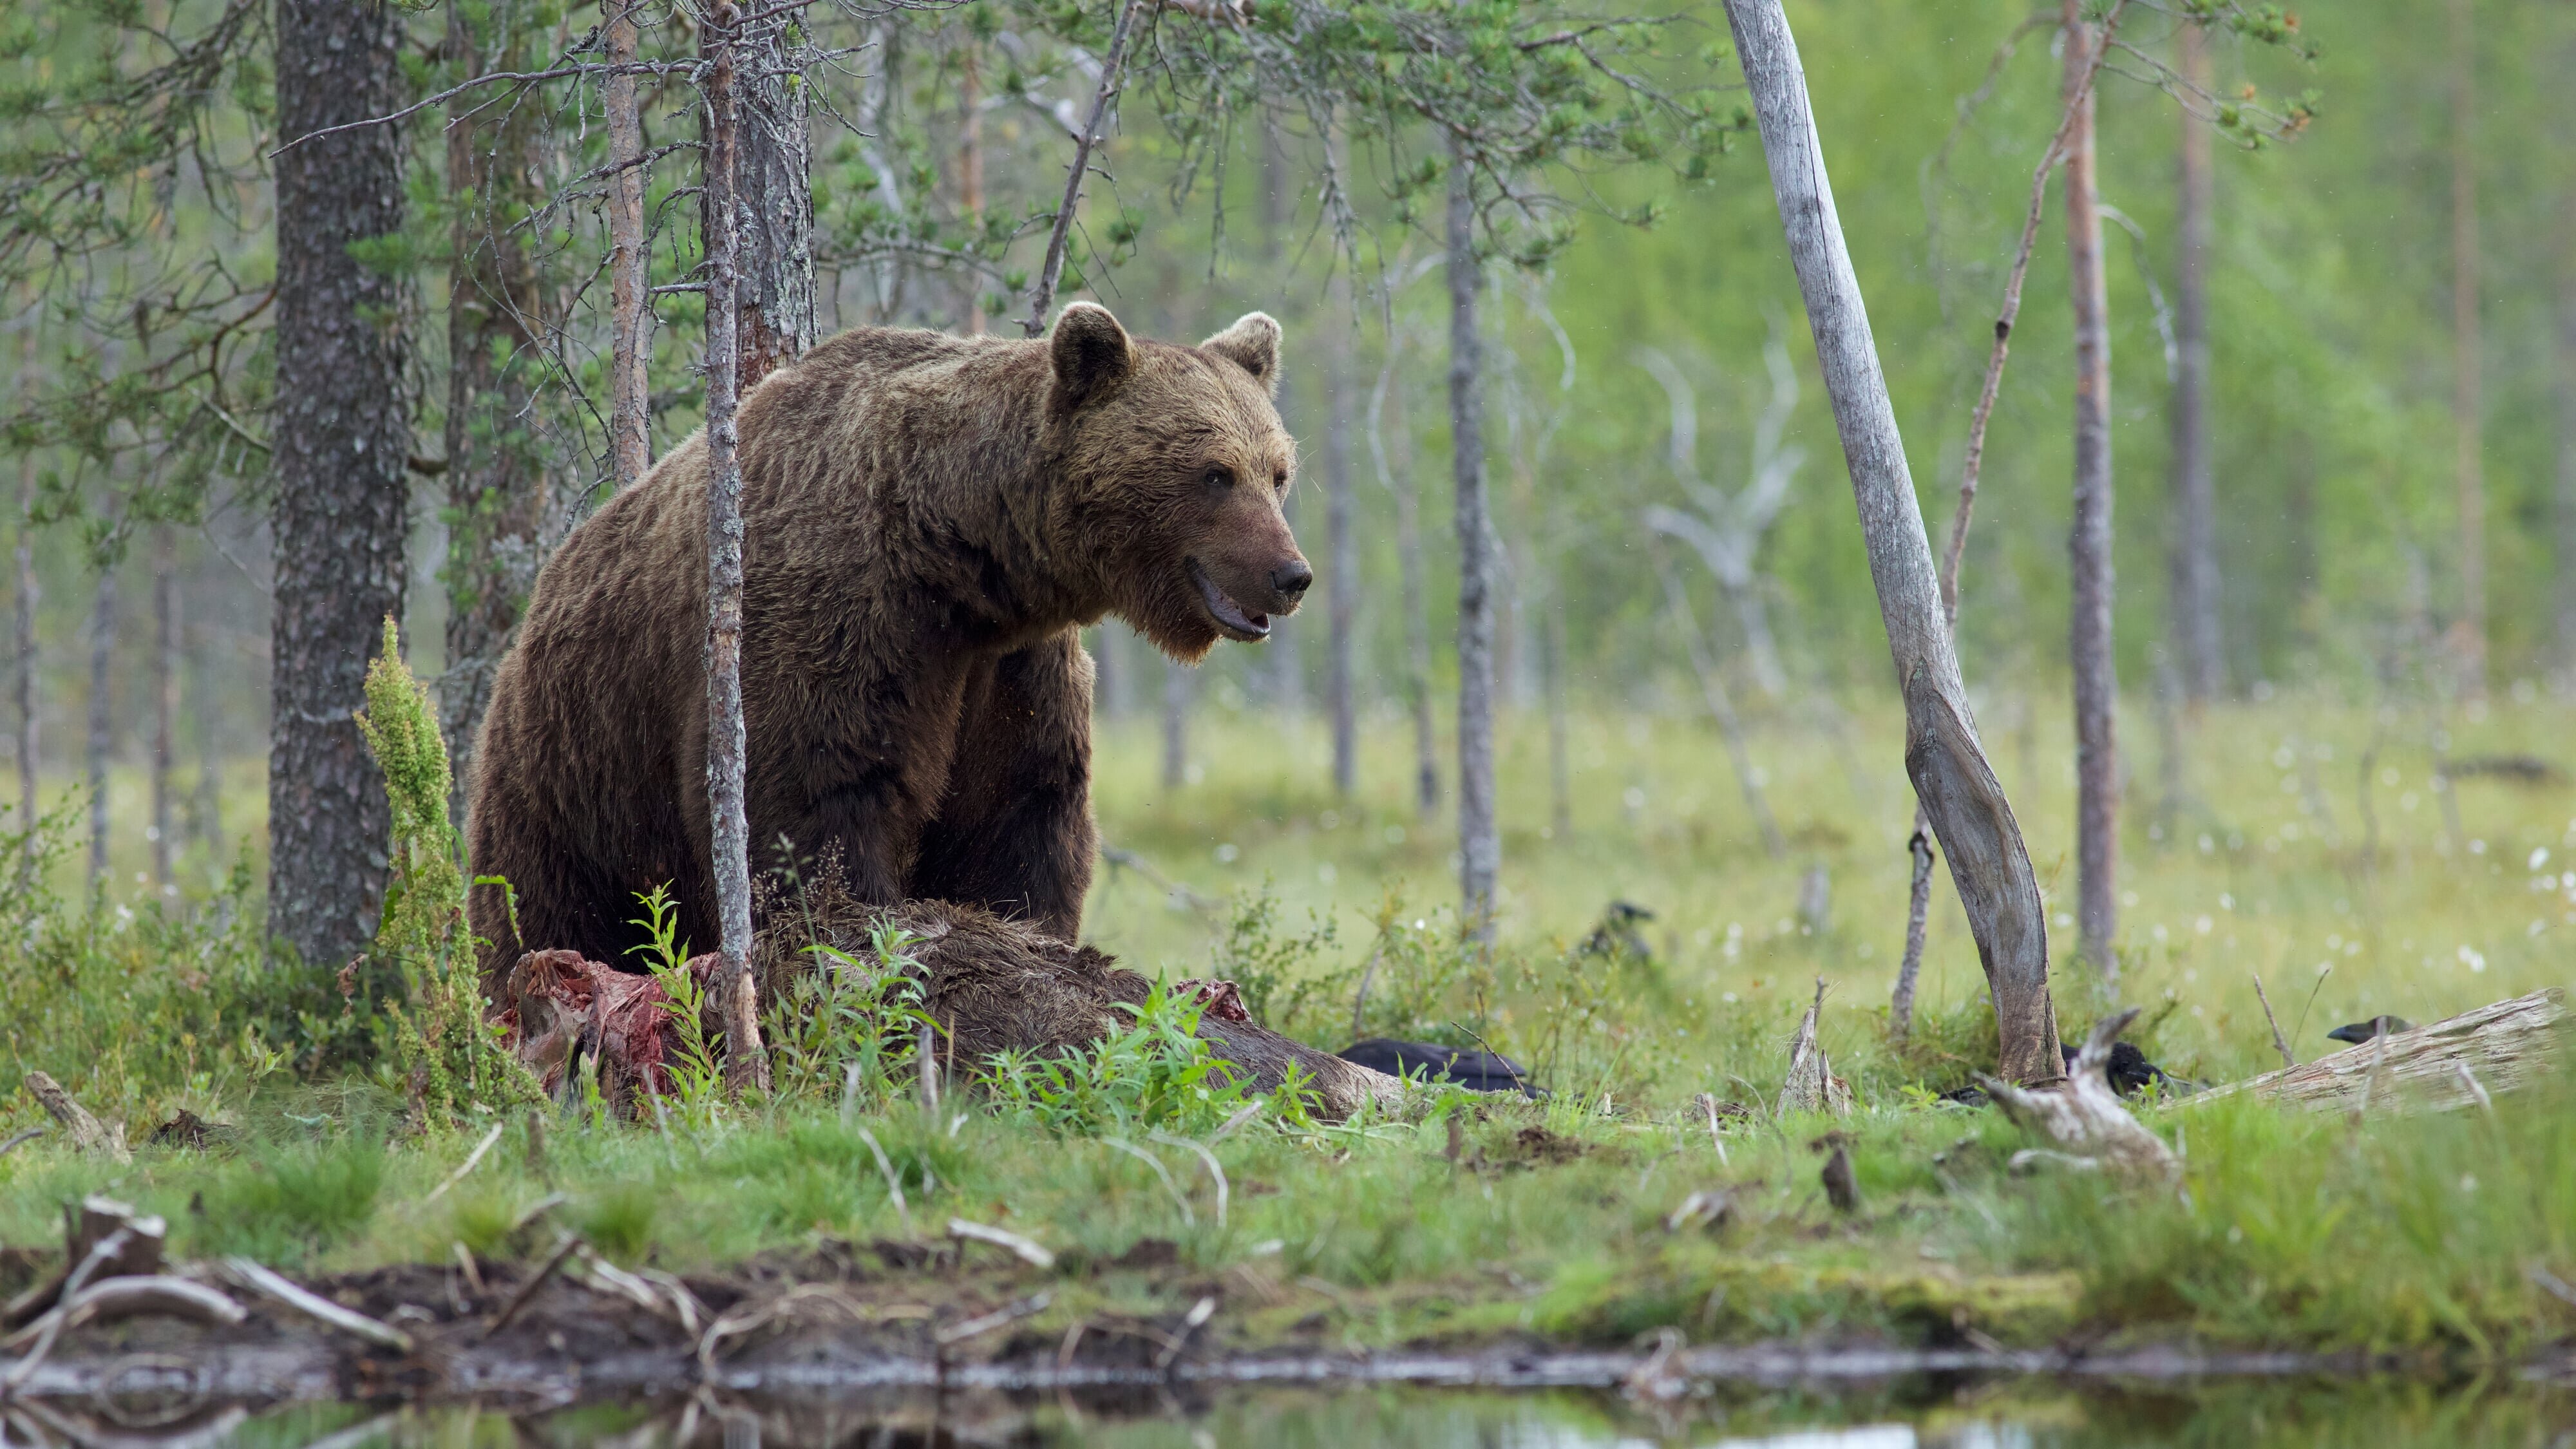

{"left": 442, "top": 0, "right": 557, "bottom": 824}
{"left": 270, "top": 0, "right": 411, "bottom": 969}
{"left": 719, "top": 10, "right": 815, "bottom": 384}
{"left": 604, "top": 0, "right": 652, "bottom": 490}
{"left": 700, "top": 2, "right": 768, "bottom": 1097}
{"left": 2169, "top": 17, "right": 2222, "bottom": 707}
{"left": 1447, "top": 145, "right": 1498, "bottom": 941}
{"left": 2063, "top": 0, "right": 2120, "bottom": 983}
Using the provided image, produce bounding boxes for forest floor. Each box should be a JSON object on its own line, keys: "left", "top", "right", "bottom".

{"left": 2, "top": 694, "right": 2572, "bottom": 1392}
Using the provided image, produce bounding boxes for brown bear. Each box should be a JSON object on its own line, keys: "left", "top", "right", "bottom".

{"left": 465, "top": 303, "right": 1306, "bottom": 981}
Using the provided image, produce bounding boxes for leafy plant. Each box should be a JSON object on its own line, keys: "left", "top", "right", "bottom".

{"left": 767, "top": 918, "right": 932, "bottom": 1112}
{"left": 355, "top": 618, "right": 541, "bottom": 1126}
{"left": 985, "top": 980, "right": 1265, "bottom": 1137}
{"left": 1211, "top": 880, "right": 1345, "bottom": 1036}
{"left": 628, "top": 884, "right": 724, "bottom": 1122}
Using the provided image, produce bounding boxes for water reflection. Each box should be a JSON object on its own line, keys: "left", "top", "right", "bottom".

{"left": 16, "top": 1383, "right": 2571, "bottom": 1449}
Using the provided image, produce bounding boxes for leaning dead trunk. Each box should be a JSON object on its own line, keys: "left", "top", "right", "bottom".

{"left": 2182, "top": 989, "right": 2565, "bottom": 1115}
{"left": 698, "top": 2, "right": 767, "bottom": 1097}
{"left": 2063, "top": 0, "right": 2120, "bottom": 983}
{"left": 1448, "top": 143, "right": 1499, "bottom": 942}
{"left": 1723, "top": 0, "right": 2064, "bottom": 1083}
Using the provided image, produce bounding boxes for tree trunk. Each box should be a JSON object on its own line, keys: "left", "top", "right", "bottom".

{"left": 86, "top": 569, "right": 113, "bottom": 891}
{"left": 1446, "top": 145, "right": 1498, "bottom": 940}
{"left": 2558, "top": 220, "right": 2576, "bottom": 686}
{"left": 1261, "top": 119, "right": 1302, "bottom": 717}
{"left": 2063, "top": 0, "right": 2120, "bottom": 984}
{"left": 2169, "top": 18, "right": 2222, "bottom": 707}
{"left": 1545, "top": 588, "right": 1571, "bottom": 839}
{"left": 1723, "top": 0, "right": 2064, "bottom": 1083}
{"left": 720, "top": 7, "right": 815, "bottom": 385}
{"left": 191, "top": 629, "right": 223, "bottom": 852}
{"left": 1375, "top": 346, "right": 1438, "bottom": 816}
{"left": 1325, "top": 295, "right": 1359, "bottom": 797}
{"left": 958, "top": 41, "right": 985, "bottom": 333}
{"left": 1160, "top": 655, "right": 1189, "bottom": 790}
{"left": 271, "top": 0, "right": 411, "bottom": 969}
{"left": 699, "top": 1, "right": 768, "bottom": 1097}
{"left": 2447, "top": 0, "right": 2485, "bottom": 697}
{"left": 1660, "top": 565, "right": 1785, "bottom": 859}
{"left": 13, "top": 436, "right": 34, "bottom": 826}
{"left": 604, "top": 0, "right": 652, "bottom": 490}
{"left": 443, "top": 0, "right": 556, "bottom": 824}
{"left": 151, "top": 527, "right": 176, "bottom": 888}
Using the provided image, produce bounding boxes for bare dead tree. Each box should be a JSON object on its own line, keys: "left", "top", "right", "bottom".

{"left": 1655, "top": 559, "right": 1785, "bottom": 860}
{"left": 1448, "top": 142, "right": 1499, "bottom": 942}
{"left": 1639, "top": 334, "right": 1803, "bottom": 701}
{"left": 12, "top": 402, "right": 33, "bottom": 826}
{"left": 85, "top": 569, "right": 114, "bottom": 890}
{"left": 1893, "top": 0, "right": 2131, "bottom": 1037}
{"left": 699, "top": 0, "right": 768, "bottom": 1099}
{"left": 1370, "top": 332, "right": 1438, "bottom": 817}
{"left": 1160, "top": 656, "right": 1189, "bottom": 790}
{"left": 2169, "top": 16, "right": 2222, "bottom": 706}
{"left": 1725, "top": 0, "right": 2064, "bottom": 1083}
{"left": 1325, "top": 281, "right": 1359, "bottom": 797}
{"left": 2446, "top": 0, "right": 2485, "bottom": 697}
{"left": 2063, "top": 0, "right": 2120, "bottom": 985}
{"left": 152, "top": 527, "right": 177, "bottom": 888}
{"left": 724, "top": 6, "right": 816, "bottom": 383}
{"left": 605, "top": 0, "right": 653, "bottom": 489}
{"left": 1021, "top": 0, "right": 1144, "bottom": 336}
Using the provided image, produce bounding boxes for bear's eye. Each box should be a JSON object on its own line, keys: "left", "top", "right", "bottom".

{"left": 1272, "top": 471, "right": 1289, "bottom": 496}
{"left": 1204, "top": 466, "right": 1235, "bottom": 491}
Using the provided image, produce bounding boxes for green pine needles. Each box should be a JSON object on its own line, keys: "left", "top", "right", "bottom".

{"left": 355, "top": 618, "right": 540, "bottom": 1126}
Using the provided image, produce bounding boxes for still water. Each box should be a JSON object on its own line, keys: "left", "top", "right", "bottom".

{"left": 80, "top": 1383, "right": 2576, "bottom": 1449}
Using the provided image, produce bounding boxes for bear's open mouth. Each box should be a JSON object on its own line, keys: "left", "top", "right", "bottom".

{"left": 1187, "top": 558, "right": 1271, "bottom": 641}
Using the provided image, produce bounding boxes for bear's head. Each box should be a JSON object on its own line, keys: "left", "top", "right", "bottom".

{"left": 1045, "top": 302, "right": 1309, "bottom": 663}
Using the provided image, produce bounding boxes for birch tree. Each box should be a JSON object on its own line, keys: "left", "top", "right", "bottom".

{"left": 2446, "top": 0, "right": 2485, "bottom": 697}
{"left": 1639, "top": 335, "right": 1803, "bottom": 702}
{"left": 2168, "top": 15, "right": 2222, "bottom": 706}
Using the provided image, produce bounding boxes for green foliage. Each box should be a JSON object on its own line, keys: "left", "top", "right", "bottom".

{"left": 764, "top": 918, "right": 933, "bottom": 1113}
{"left": 1210, "top": 882, "right": 1343, "bottom": 1037}
{"left": 984, "top": 981, "right": 1267, "bottom": 1136}
{"left": 355, "top": 618, "right": 538, "bottom": 1125}
{"left": 626, "top": 884, "right": 724, "bottom": 1122}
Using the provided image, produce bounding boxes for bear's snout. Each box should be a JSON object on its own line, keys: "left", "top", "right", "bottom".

{"left": 1271, "top": 559, "right": 1313, "bottom": 602}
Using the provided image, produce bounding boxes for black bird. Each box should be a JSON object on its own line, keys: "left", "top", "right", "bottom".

{"left": 2326, "top": 1015, "right": 2414, "bottom": 1045}
{"left": 1338, "top": 1038, "right": 1544, "bottom": 1097}
{"left": 1579, "top": 900, "right": 1656, "bottom": 963}
{"left": 2058, "top": 1039, "right": 2199, "bottom": 1096}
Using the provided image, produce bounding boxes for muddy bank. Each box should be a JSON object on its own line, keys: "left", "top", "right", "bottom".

{"left": 8, "top": 1245, "right": 2564, "bottom": 1415}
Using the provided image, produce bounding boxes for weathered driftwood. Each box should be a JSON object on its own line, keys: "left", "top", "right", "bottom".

{"left": 2181, "top": 987, "right": 2564, "bottom": 1115}
{"left": 1775, "top": 978, "right": 1852, "bottom": 1117}
{"left": 21, "top": 1072, "right": 129, "bottom": 1162}
{"left": 1980, "top": 1009, "right": 2178, "bottom": 1182}
{"left": 1, "top": 1196, "right": 167, "bottom": 1332}
{"left": 1722, "top": 0, "right": 2062, "bottom": 1083}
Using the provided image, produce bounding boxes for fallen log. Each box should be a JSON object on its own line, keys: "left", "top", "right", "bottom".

{"left": 1980, "top": 1009, "right": 2179, "bottom": 1182}
{"left": 2179, "top": 987, "right": 2564, "bottom": 1115}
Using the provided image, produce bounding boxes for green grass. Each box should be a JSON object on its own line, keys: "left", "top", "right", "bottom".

{"left": 0, "top": 692, "right": 2569, "bottom": 1360}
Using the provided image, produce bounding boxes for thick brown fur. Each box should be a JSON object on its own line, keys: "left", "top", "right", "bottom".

{"left": 468, "top": 305, "right": 1306, "bottom": 980}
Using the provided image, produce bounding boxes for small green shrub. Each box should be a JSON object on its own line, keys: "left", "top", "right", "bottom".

{"left": 985, "top": 980, "right": 1265, "bottom": 1135}
{"left": 765, "top": 918, "right": 932, "bottom": 1112}
{"left": 356, "top": 618, "right": 538, "bottom": 1124}
{"left": 627, "top": 884, "right": 724, "bottom": 1121}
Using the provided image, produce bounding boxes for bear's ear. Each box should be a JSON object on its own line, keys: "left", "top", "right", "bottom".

{"left": 1200, "top": 312, "right": 1282, "bottom": 396}
{"left": 1048, "top": 302, "right": 1135, "bottom": 412}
